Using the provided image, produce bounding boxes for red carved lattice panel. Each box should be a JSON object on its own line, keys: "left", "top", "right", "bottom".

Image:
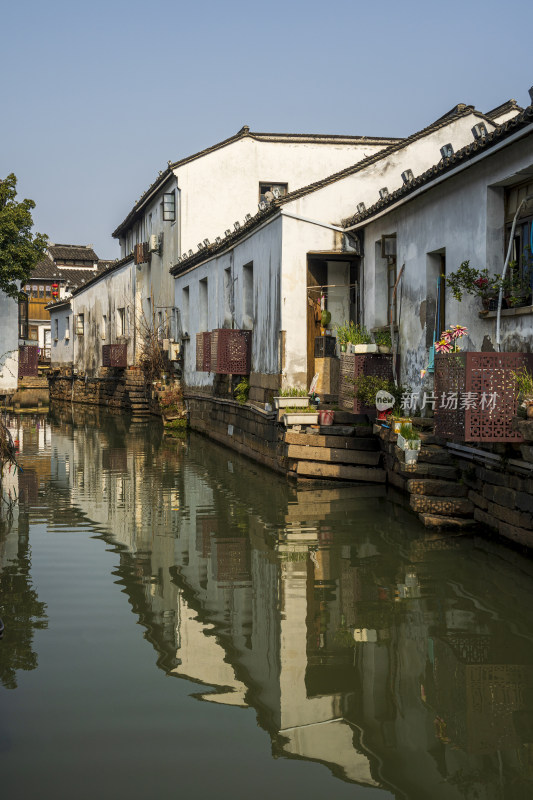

{"left": 195, "top": 331, "right": 212, "bottom": 372}
{"left": 18, "top": 345, "right": 39, "bottom": 377}
{"left": 211, "top": 329, "right": 251, "bottom": 375}
{"left": 435, "top": 352, "right": 533, "bottom": 442}
{"left": 339, "top": 353, "right": 393, "bottom": 413}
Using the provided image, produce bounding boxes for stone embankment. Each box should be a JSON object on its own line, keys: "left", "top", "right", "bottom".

{"left": 375, "top": 422, "right": 475, "bottom": 529}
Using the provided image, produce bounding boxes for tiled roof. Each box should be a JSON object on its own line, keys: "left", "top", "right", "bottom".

{"left": 30, "top": 252, "right": 110, "bottom": 290}
{"left": 274, "top": 107, "right": 495, "bottom": 206}
{"left": 485, "top": 99, "right": 523, "bottom": 121}
{"left": 170, "top": 105, "right": 499, "bottom": 275}
{"left": 48, "top": 244, "right": 98, "bottom": 262}
{"left": 112, "top": 125, "right": 401, "bottom": 238}
{"left": 170, "top": 206, "right": 279, "bottom": 277}
{"left": 69, "top": 254, "right": 134, "bottom": 297}
{"left": 341, "top": 104, "right": 533, "bottom": 229}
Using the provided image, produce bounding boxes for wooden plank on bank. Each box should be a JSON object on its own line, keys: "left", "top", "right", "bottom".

{"left": 287, "top": 444, "right": 381, "bottom": 466}
{"left": 285, "top": 431, "right": 378, "bottom": 451}
{"left": 296, "top": 461, "right": 386, "bottom": 482}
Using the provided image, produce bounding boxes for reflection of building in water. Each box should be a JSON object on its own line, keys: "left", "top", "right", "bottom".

{"left": 42, "top": 410, "right": 533, "bottom": 798}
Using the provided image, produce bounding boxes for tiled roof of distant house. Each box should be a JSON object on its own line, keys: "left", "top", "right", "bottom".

{"left": 341, "top": 104, "right": 533, "bottom": 229}
{"left": 31, "top": 245, "right": 111, "bottom": 291}
{"left": 112, "top": 126, "right": 402, "bottom": 238}
{"left": 48, "top": 244, "right": 99, "bottom": 262}
{"left": 46, "top": 254, "right": 134, "bottom": 311}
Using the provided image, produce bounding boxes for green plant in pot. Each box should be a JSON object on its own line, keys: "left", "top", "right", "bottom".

{"left": 335, "top": 321, "right": 351, "bottom": 352}
{"left": 374, "top": 329, "right": 392, "bottom": 353}
{"left": 446, "top": 260, "right": 504, "bottom": 309}
{"left": 512, "top": 366, "right": 533, "bottom": 418}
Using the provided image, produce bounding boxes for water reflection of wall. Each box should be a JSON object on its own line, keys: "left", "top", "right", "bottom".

{"left": 41, "top": 408, "right": 533, "bottom": 799}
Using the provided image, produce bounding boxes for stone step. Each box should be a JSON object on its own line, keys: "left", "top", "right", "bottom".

{"left": 288, "top": 444, "right": 381, "bottom": 466}
{"left": 295, "top": 460, "right": 386, "bottom": 483}
{"left": 407, "top": 478, "right": 468, "bottom": 497}
{"left": 396, "top": 462, "right": 460, "bottom": 480}
{"left": 318, "top": 425, "right": 355, "bottom": 436}
{"left": 285, "top": 431, "right": 378, "bottom": 451}
{"left": 417, "top": 446, "right": 454, "bottom": 465}
{"left": 410, "top": 494, "right": 474, "bottom": 517}
{"left": 418, "top": 513, "right": 476, "bottom": 530}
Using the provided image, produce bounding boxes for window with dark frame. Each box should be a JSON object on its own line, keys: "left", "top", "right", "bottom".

{"left": 18, "top": 295, "right": 28, "bottom": 339}
{"left": 505, "top": 182, "right": 533, "bottom": 307}
{"left": 163, "top": 191, "right": 176, "bottom": 222}
{"left": 259, "top": 183, "right": 288, "bottom": 203}
{"left": 76, "top": 314, "right": 84, "bottom": 335}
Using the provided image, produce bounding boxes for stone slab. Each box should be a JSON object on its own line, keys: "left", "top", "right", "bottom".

{"left": 288, "top": 444, "right": 381, "bottom": 466}
{"left": 407, "top": 479, "right": 467, "bottom": 497}
{"left": 410, "top": 494, "right": 474, "bottom": 517}
{"left": 295, "top": 461, "right": 386, "bottom": 483}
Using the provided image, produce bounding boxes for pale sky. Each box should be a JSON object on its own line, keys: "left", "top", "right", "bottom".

{"left": 2, "top": 0, "right": 532, "bottom": 258}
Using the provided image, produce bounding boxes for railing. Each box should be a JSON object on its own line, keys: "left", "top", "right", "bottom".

{"left": 102, "top": 343, "right": 128, "bottom": 368}
{"left": 340, "top": 353, "right": 393, "bottom": 414}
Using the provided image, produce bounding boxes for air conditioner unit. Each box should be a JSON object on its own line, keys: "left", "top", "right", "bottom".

{"left": 149, "top": 234, "right": 159, "bottom": 252}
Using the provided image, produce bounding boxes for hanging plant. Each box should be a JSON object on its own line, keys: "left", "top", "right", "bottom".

{"left": 321, "top": 309, "right": 331, "bottom": 327}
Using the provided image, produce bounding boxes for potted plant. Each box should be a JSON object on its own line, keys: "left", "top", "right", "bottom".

{"left": 274, "top": 387, "right": 309, "bottom": 409}
{"left": 335, "top": 322, "right": 351, "bottom": 353}
{"left": 282, "top": 406, "right": 319, "bottom": 426}
{"left": 398, "top": 422, "right": 421, "bottom": 452}
{"left": 374, "top": 329, "right": 392, "bottom": 354}
{"left": 347, "top": 324, "right": 377, "bottom": 354}
{"left": 321, "top": 309, "right": 332, "bottom": 336}
{"left": 434, "top": 324, "right": 468, "bottom": 354}
{"left": 446, "top": 261, "right": 504, "bottom": 310}
{"left": 512, "top": 366, "right": 533, "bottom": 418}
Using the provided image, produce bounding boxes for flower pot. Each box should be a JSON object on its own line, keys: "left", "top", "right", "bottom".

{"left": 397, "top": 433, "right": 406, "bottom": 451}
{"left": 339, "top": 343, "right": 347, "bottom": 353}
{"left": 405, "top": 439, "right": 421, "bottom": 451}
{"left": 274, "top": 396, "right": 309, "bottom": 410}
{"left": 392, "top": 418, "right": 412, "bottom": 435}
{"left": 283, "top": 412, "right": 319, "bottom": 426}
{"left": 378, "top": 345, "right": 391, "bottom": 354}
{"left": 350, "top": 343, "right": 378, "bottom": 354}
{"left": 318, "top": 409, "right": 335, "bottom": 426}
{"left": 405, "top": 448, "right": 419, "bottom": 465}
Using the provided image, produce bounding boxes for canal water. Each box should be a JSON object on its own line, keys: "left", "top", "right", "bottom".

{"left": 1, "top": 408, "right": 533, "bottom": 800}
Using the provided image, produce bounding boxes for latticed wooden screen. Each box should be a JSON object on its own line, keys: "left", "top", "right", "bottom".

{"left": 434, "top": 352, "right": 533, "bottom": 442}
{"left": 211, "top": 329, "right": 251, "bottom": 375}
{"left": 18, "top": 345, "right": 39, "bottom": 377}
{"left": 340, "top": 353, "right": 393, "bottom": 413}
{"left": 195, "top": 331, "right": 212, "bottom": 372}
{"left": 102, "top": 343, "right": 127, "bottom": 368}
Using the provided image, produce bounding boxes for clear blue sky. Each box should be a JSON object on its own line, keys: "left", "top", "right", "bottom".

{"left": 2, "top": 0, "right": 532, "bottom": 258}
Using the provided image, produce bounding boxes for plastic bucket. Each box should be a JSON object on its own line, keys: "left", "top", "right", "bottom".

{"left": 318, "top": 409, "right": 335, "bottom": 426}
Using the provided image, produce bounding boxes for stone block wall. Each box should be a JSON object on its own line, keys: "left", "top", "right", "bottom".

{"left": 49, "top": 367, "right": 134, "bottom": 410}
{"left": 187, "top": 394, "right": 287, "bottom": 474}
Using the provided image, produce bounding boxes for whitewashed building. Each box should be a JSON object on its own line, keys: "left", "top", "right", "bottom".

{"left": 171, "top": 102, "right": 514, "bottom": 390}
{"left": 346, "top": 102, "right": 533, "bottom": 388}
{"left": 0, "top": 291, "right": 20, "bottom": 395}
{"left": 50, "top": 127, "right": 400, "bottom": 375}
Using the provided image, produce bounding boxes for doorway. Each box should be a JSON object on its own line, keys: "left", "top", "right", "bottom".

{"left": 306, "top": 254, "right": 360, "bottom": 389}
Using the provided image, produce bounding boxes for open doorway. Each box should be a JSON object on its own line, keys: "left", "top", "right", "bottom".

{"left": 306, "top": 254, "right": 360, "bottom": 388}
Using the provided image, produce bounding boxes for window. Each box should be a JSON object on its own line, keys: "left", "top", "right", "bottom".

{"left": 259, "top": 183, "right": 288, "bottom": 203}
{"left": 163, "top": 191, "right": 176, "bottom": 222}
{"left": 505, "top": 182, "right": 533, "bottom": 307}
{"left": 157, "top": 311, "right": 162, "bottom": 340}
{"left": 243, "top": 262, "right": 253, "bottom": 325}
{"left": 199, "top": 278, "right": 208, "bottom": 332}
{"left": 29, "top": 325, "right": 39, "bottom": 341}
{"left": 54, "top": 319, "right": 59, "bottom": 341}
{"left": 102, "top": 314, "right": 107, "bottom": 340}
{"left": 18, "top": 296, "right": 28, "bottom": 339}
{"left": 224, "top": 267, "right": 232, "bottom": 324}
{"left": 76, "top": 313, "right": 84, "bottom": 335}
{"left": 65, "top": 316, "right": 70, "bottom": 340}
{"left": 39, "top": 285, "right": 45, "bottom": 298}
{"left": 117, "top": 307, "right": 126, "bottom": 337}
{"left": 45, "top": 285, "right": 52, "bottom": 298}
{"left": 182, "top": 286, "right": 190, "bottom": 335}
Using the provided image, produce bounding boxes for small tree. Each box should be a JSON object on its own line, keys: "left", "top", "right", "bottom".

{"left": 0, "top": 173, "right": 48, "bottom": 299}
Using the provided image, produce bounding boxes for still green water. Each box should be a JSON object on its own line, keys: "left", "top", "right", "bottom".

{"left": 1, "top": 407, "right": 533, "bottom": 800}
